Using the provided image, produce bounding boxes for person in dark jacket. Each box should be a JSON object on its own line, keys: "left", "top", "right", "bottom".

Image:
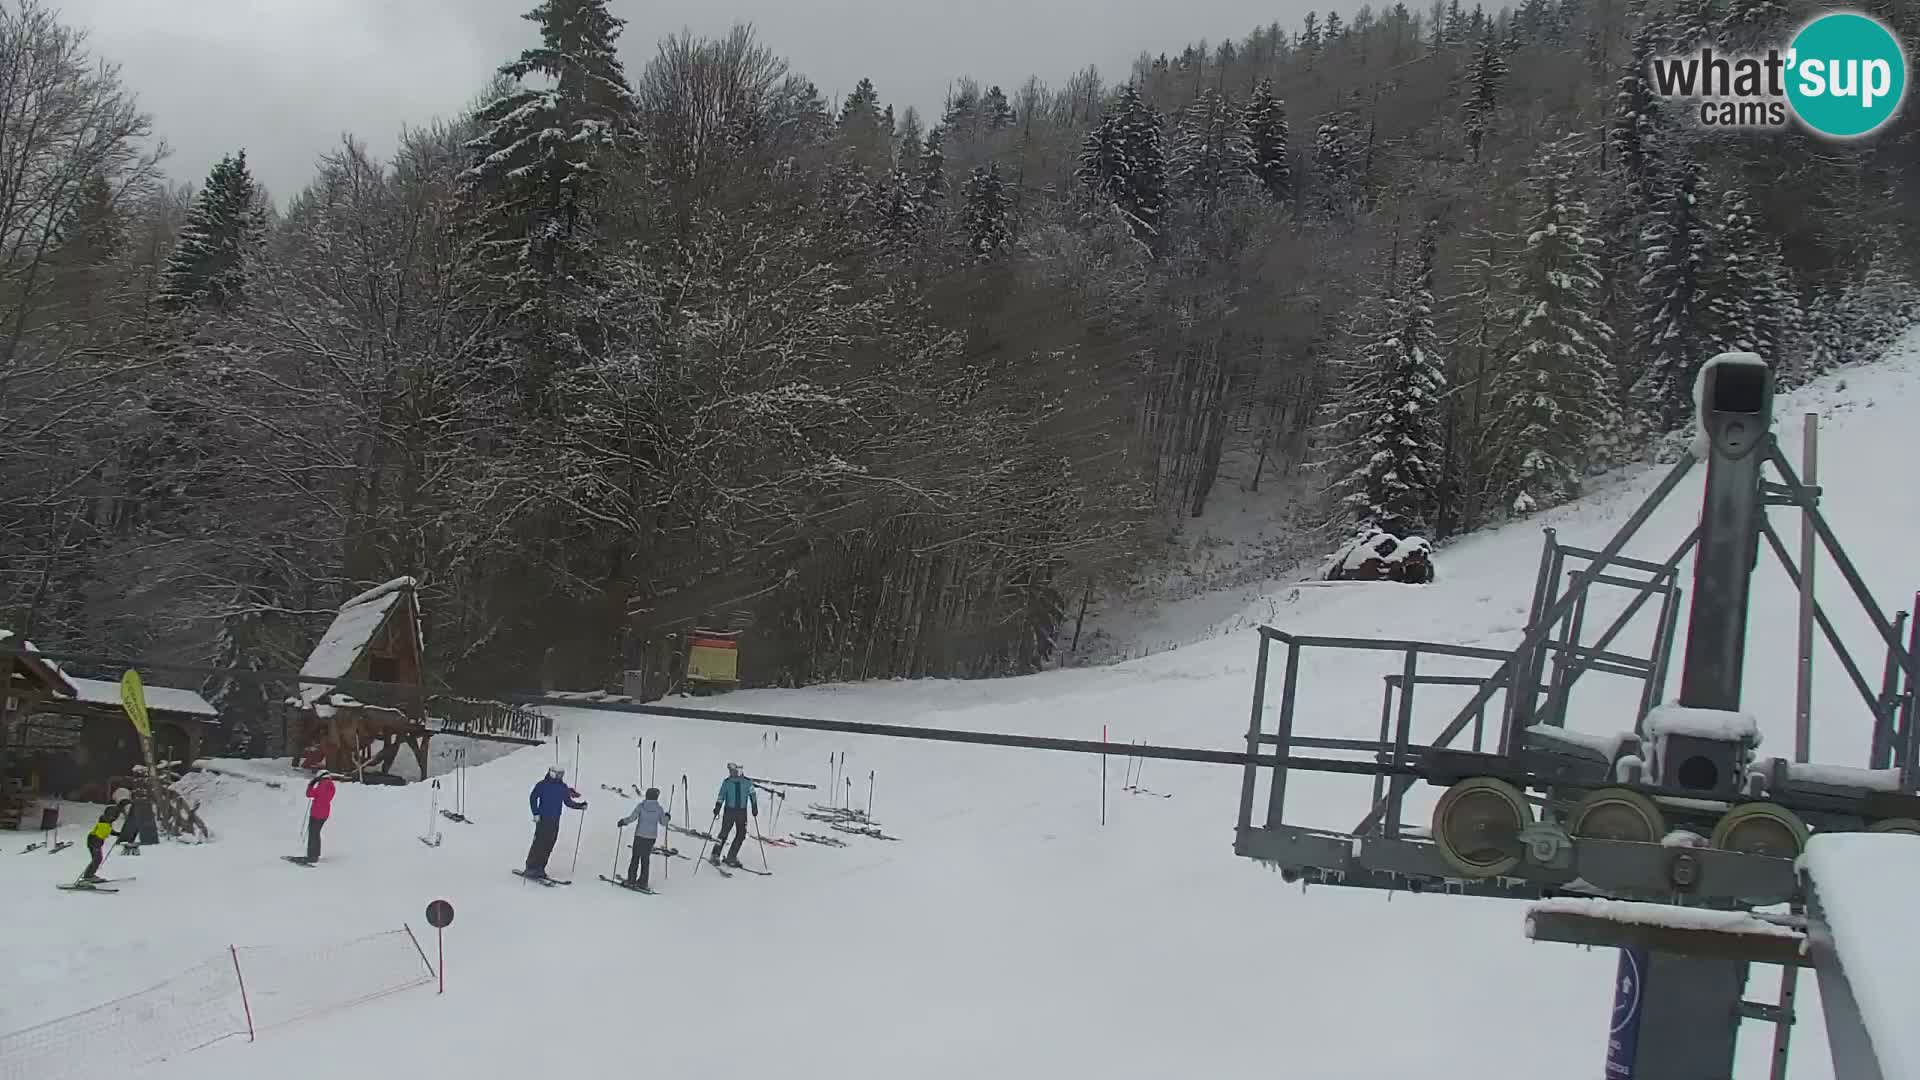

{"left": 78, "top": 788, "right": 133, "bottom": 883}
{"left": 710, "top": 763, "right": 758, "bottom": 868}
{"left": 525, "top": 766, "right": 587, "bottom": 879}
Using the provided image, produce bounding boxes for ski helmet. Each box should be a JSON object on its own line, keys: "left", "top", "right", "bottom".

{"left": 727, "top": 762, "right": 742, "bottom": 775}
{"left": 547, "top": 766, "right": 565, "bottom": 780}
{"left": 111, "top": 787, "right": 132, "bottom": 803}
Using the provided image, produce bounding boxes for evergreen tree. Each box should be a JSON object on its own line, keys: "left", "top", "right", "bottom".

{"left": 1720, "top": 0, "right": 1792, "bottom": 47}
{"left": 1169, "top": 88, "right": 1250, "bottom": 204}
{"left": 961, "top": 164, "right": 1013, "bottom": 258}
{"left": 1075, "top": 84, "right": 1169, "bottom": 247}
{"left": 1610, "top": 26, "right": 1666, "bottom": 211}
{"left": 1463, "top": 32, "right": 1509, "bottom": 163}
{"left": 918, "top": 125, "right": 949, "bottom": 205}
{"left": 1490, "top": 140, "right": 1618, "bottom": 513}
{"left": 982, "top": 85, "right": 1016, "bottom": 130}
{"left": 460, "top": 0, "right": 637, "bottom": 406}
{"left": 770, "top": 75, "right": 832, "bottom": 146}
{"left": 1324, "top": 221, "right": 1448, "bottom": 533}
{"left": 837, "top": 77, "right": 891, "bottom": 168}
{"left": 1310, "top": 119, "right": 1358, "bottom": 221}
{"left": 1635, "top": 158, "right": 1716, "bottom": 430}
{"left": 1242, "top": 79, "right": 1292, "bottom": 203}
{"left": 944, "top": 83, "right": 980, "bottom": 129}
{"left": 1670, "top": 0, "right": 1718, "bottom": 51}
{"left": 204, "top": 601, "right": 278, "bottom": 756}
{"left": 155, "top": 151, "right": 264, "bottom": 313}
{"left": 1445, "top": 0, "right": 1470, "bottom": 46}
{"left": 871, "top": 167, "right": 926, "bottom": 254}
{"left": 1706, "top": 185, "right": 1792, "bottom": 360}
{"left": 51, "top": 172, "right": 125, "bottom": 315}
{"left": 897, "top": 107, "right": 925, "bottom": 166}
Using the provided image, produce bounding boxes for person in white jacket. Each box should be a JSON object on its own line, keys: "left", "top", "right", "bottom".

{"left": 616, "top": 787, "right": 671, "bottom": 890}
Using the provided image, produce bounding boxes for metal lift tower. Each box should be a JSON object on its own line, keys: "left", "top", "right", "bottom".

{"left": 1234, "top": 354, "right": 1919, "bottom": 1079}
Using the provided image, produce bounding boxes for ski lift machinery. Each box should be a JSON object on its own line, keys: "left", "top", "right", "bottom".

{"left": 1233, "top": 353, "right": 1920, "bottom": 1080}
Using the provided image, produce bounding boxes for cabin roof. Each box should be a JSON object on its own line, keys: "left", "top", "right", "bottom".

{"left": 297, "top": 577, "right": 418, "bottom": 708}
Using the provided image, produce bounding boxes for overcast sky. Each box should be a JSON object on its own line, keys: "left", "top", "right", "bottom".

{"left": 53, "top": 0, "right": 1315, "bottom": 202}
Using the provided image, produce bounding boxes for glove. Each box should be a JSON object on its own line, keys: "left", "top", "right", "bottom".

{"left": 712, "top": 804, "right": 721, "bottom": 817}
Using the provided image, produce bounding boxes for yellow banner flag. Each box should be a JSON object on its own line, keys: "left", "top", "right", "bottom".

{"left": 120, "top": 669, "right": 151, "bottom": 740}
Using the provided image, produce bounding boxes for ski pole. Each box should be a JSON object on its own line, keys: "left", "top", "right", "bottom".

{"left": 568, "top": 806, "right": 588, "bottom": 879}
{"left": 693, "top": 811, "right": 720, "bottom": 876}
{"left": 650, "top": 739, "right": 658, "bottom": 789}
{"left": 867, "top": 771, "right": 875, "bottom": 818}
{"left": 664, "top": 782, "right": 676, "bottom": 883}
{"left": 756, "top": 819, "right": 771, "bottom": 871}
{"left": 613, "top": 823, "right": 626, "bottom": 879}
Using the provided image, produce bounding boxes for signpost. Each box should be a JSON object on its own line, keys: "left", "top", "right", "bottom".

{"left": 425, "top": 899, "right": 454, "bottom": 994}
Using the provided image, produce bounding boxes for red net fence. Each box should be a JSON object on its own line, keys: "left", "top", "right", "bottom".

{"left": 0, "top": 927, "right": 434, "bottom": 1080}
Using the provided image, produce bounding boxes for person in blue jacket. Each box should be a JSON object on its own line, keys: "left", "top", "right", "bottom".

{"left": 710, "top": 762, "right": 758, "bottom": 868}
{"left": 525, "top": 766, "right": 587, "bottom": 879}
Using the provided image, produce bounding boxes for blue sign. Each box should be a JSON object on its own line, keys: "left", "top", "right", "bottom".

{"left": 1606, "top": 947, "right": 1647, "bottom": 1078}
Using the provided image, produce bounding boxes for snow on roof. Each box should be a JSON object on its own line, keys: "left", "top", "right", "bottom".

{"left": 1646, "top": 704, "right": 1761, "bottom": 745}
{"left": 341, "top": 576, "right": 416, "bottom": 611}
{"left": 0, "top": 628, "right": 77, "bottom": 697}
{"left": 297, "top": 579, "right": 415, "bottom": 709}
{"left": 62, "top": 675, "right": 217, "bottom": 719}
{"left": 1803, "top": 833, "right": 1920, "bottom": 1079}
{"left": 1526, "top": 898, "right": 1804, "bottom": 940}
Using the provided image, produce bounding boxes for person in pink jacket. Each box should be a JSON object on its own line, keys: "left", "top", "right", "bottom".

{"left": 301, "top": 772, "right": 337, "bottom": 864}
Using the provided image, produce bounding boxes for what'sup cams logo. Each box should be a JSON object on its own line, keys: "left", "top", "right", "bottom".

{"left": 1651, "top": 11, "right": 1908, "bottom": 138}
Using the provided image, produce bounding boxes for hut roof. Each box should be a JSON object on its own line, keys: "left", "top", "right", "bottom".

{"left": 297, "top": 577, "right": 418, "bottom": 708}
{"left": 63, "top": 675, "right": 217, "bottom": 718}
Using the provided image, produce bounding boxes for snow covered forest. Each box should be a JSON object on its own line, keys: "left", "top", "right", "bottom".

{"left": 1, "top": 0, "right": 1915, "bottom": 713}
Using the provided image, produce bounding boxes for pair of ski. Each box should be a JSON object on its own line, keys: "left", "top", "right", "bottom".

{"left": 57, "top": 876, "right": 133, "bottom": 893}
{"left": 282, "top": 855, "right": 320, "bottom": 867}
{"left": 22, "top": 839, "right": 72, "bottom": 854}
{"left": 598, "top": 875, "right": 655, "bottom": 894}
{"left": 701, "top": 858, "right": 770, "bottom": 877}
{"left": 512, "top": 869, "right": 572, "bottom": 886}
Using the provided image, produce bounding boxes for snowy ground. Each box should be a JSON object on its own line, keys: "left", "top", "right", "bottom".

{"left": 4, "top": 330, "right": 1918, "bottom": 1080}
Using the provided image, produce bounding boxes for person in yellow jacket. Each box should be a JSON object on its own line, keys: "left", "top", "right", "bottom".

{"left": 79, "top": 788, "right": 133, "bottom": 883}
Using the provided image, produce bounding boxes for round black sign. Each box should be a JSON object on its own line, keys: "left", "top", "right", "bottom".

{"left": 425, "top": 899, "right": 455, "bottom": 928}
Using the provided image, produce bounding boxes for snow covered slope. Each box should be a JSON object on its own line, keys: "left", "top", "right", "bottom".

{"left": 4, "top": 330, "right": 1917, "bottom": 1080}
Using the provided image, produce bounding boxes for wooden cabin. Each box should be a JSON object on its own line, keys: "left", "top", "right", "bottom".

{"left": 1, "top": 629, "right": 220, "bottom": 813}
{"left": 289, "top": 577, "right": 432, "bottom": 779}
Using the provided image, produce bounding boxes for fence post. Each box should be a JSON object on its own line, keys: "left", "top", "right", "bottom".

{"left": 229, "top": 945, "right": 255, "bottom": 1043}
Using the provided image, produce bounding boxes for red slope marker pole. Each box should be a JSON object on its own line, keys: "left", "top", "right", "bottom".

{"left": 230, "top": 945, "right": 255, "bottom": 1042}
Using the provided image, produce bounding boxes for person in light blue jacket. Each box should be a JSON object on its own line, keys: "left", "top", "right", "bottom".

{"left": 616, "top": 787, "right": 671, "bottom": 890}
{"left": 710, "top": 763, "right": 758, "bottom": 868}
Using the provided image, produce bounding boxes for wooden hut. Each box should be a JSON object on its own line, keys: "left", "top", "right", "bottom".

{"left": 1, "top": 629, "right": 221, "bottom": 812}
{"left": 290, "top": 577, "right": 431, "bottom": 780}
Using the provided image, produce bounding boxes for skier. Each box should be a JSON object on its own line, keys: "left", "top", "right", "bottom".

{"left": 525, "top": 766, "right": 587, "bottom": 880}
{"left": 709, "top": 763, "right": 758, "bottom": 868}
{"left": 78, "top": 788, "right": 133, "bottom": 883}
{"left": 615, "top": 787, "right": 671, "bottom": 890}
{"left": 300, "top": 771, "right": 337, "bottom": 864}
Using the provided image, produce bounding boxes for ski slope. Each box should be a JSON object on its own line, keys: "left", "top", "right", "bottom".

{"left": 4, "top": 330, "right": 1919, "bottom": 1080}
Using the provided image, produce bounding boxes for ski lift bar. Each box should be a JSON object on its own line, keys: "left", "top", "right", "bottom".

{"left": 500, "top": 692, "right": 1421, "bottom": 777}
{"left": 0, "top": 645, "right": 1415, "bottom": 779}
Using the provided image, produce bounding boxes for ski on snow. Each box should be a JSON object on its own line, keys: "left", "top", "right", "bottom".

{"left": 58, "top": 881, "right": 119, "bottom": 893}
{"left": 598, "top": 875, "right": 655, "bottom": 894}
{"left": 512, "top": 869, "right": 572, "bottom": 886}
{"left": 282, "top": 855, "right": 318, "bottom": 867}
